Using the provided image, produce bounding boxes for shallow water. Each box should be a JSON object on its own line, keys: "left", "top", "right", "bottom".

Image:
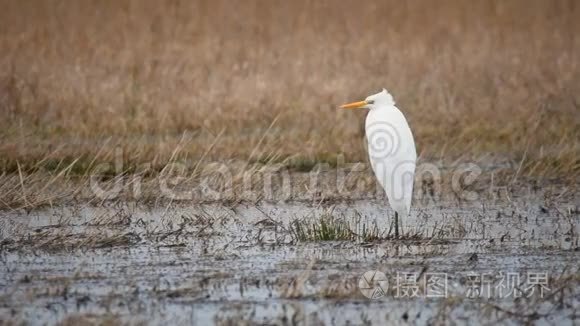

{"left": 0, "top": 196, "right": 579, "bottom": 325}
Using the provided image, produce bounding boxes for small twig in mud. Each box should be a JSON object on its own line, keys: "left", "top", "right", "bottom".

{"left": 281, "top": 258, "right": 316, "bottom": 299}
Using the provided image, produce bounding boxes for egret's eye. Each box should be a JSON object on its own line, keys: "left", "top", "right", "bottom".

{"left": 366, "top": 100, "right": 374, "bottom": 104}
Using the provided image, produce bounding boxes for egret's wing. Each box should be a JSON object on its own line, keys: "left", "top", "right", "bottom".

{"left": 366, "top": 107, "right": 417, "bottom": 216}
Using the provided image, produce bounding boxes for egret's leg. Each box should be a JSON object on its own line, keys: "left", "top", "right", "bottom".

{"left": 394, "top": 211, "right": 399, "bottom": 238}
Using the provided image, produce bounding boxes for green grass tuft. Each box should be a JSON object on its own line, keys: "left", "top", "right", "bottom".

{"left": 290, "top": 213, "right": 384, "bottom": 242}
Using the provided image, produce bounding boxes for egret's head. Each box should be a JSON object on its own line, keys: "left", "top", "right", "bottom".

{"left": 340, "top": 88, "right": 395, "bottom": 110}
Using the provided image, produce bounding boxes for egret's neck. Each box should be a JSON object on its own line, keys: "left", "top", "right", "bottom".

{"left": 372, "top": 103, "right": 396, "bottom": 111}
{"left": 377, "top": 93, "right": 395, "bottom": 107}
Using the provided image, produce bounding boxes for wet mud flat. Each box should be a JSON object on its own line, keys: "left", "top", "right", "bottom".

{"left": 0, "top": 193, "right": 579, "bottom": 325}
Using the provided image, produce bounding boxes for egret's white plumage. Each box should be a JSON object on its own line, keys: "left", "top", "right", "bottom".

{"left": 341, "top": 89, "right": 417, "bottom": 236}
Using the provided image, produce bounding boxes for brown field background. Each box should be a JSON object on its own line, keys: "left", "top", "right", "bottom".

{"left": 0, "top": 0, "right": 579, "bottom": 207}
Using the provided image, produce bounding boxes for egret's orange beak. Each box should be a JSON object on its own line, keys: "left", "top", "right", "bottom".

{"left": 340, "top": 100, "right": 367, "bottom": 109}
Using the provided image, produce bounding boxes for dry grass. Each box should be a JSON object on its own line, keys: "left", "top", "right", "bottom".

{"left": 0, "top": 0, "right": 579, "bottom": 208}
{"left": 57, "top": 314, "right": 124, "bottom": 326}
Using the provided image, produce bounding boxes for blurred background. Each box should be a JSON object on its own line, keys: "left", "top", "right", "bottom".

{"left": 1, "top": 0, "right": 579, "bottom": 177}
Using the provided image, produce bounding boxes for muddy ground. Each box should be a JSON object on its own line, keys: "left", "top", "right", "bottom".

{"left": 0, "top": 187, "right": 579, "bottom": 325}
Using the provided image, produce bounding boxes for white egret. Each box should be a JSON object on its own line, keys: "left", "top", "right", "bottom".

{"left": 341, "top": 89, "right": 416, "bottom": 237}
